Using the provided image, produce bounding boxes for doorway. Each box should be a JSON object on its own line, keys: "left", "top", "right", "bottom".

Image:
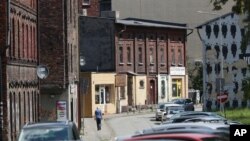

{"left": 149, "top": 80, "right": 156, "bottom": 104}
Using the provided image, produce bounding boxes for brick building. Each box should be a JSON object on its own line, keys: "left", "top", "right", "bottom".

{"left": 79, "top": 16, "right": 191, "bottom": 116}
{"left": 38, "top": 0, "right": 80, "bottom": 127}
{"left": 0, "top": 0, "right": 39, "bottom": 140}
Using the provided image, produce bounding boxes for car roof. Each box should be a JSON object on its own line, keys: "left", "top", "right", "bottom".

{"left": 22, "top": 121, "right": 73, "bottom": 129}
{"left": 125, "top": 133, "right": 221, "bottom": 141}
{"left": 148, "top": 122, "right": 229, "bottom": 131}
{"left": 164, "top": 103, "right": 182, "bottom": 107}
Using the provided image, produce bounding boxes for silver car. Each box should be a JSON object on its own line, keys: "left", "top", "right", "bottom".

{"left": 155, "top": 103, "right": 183, "bottom": 121}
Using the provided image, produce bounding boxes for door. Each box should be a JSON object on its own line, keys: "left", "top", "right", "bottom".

{"left": 149, "top": 80, "right": 156, "bottom": 104}
{"left": 99, "top": 86, "right": 106, "bottom": 104}
{"left": 172, "top": 79, "right": 182, "bottom": 98}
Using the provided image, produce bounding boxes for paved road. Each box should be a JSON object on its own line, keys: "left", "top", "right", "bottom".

{"left": 106, "top": 113, "right": 157, "bottom": 137}
{"left": 81, "top": 104, "right": 202, "bottom": 141}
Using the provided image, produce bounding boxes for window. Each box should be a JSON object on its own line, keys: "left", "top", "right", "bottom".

{"left": 172, "top": 79, "right": 182, "bottom": 97}
{"left": 161, "top": 80, "right": 165, "bottom": 98}
{"left": 100, "top": 0, "right": 111, "bottom": 11}
{"left": 171, "top": 48, "right": 175, "bottom": 65}
{"left": 160, "top": 48, "right": 164, "bottom": 63}
{"left": 127, "top": 47, "right": 131, "bottom": 63}
{"left": 149, "top": 48, "right": 154, "bottom": 64}
{"left": 105, "top": 86, "right": 110, "bottom": 103}
{"left": 139, "top": 80, "right": 144, "bottom": 89}
{"left": 178, "top": 48, "right": 183, "bottom": 65}
{"left": 83, "top": 0, "right": 90, "bottom": 5}
{"left": 95, "top": 85, "right": 112, "bottom": 104}
{"left": 119, "top": 46, "right": 123, "bottom": 63}
{"left": 138, "top": 47, "right": 142, "bottom": 64}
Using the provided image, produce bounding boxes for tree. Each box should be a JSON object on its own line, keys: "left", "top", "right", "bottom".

{"left": 187, "top": 61, "right": 203, "bottom": 93}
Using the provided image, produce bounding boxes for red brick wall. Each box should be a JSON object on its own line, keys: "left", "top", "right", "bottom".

{"left": 38, "top": 0, "right": 65, "bottom": 86}
{"left": 82, "top": 0, "right": 100, "bottom": 16}
{"left": 116, "top": 27, "right": 186, "bottom": 75}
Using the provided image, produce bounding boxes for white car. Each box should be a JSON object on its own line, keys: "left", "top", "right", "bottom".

{"left": 155, "top": 103, "right": 182, "bottom": 121}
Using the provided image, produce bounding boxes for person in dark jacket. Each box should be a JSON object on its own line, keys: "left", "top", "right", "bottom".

{"left": 95, "top": 107, "right": 102, "bottom": 130}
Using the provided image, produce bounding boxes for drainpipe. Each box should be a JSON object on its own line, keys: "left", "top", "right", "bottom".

{"left": 1, "top": 0, "right": 10, "bottom": 140}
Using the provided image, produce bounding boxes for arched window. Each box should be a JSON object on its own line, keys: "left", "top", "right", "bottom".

{"left": 119, "top": 46, "right": 123, "bottom": 63}
{"left": 138, "top": 47, "right": 142, "bottom": 63}
{"left": 127, "top": 47, "right": 131, "bottom": 63}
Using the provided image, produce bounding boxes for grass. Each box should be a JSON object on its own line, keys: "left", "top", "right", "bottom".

{"left": 217, "top": 108, "right": 250, "bottom": 124}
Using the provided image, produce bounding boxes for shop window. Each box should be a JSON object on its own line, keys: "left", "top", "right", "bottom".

{"left": 95, "top": 85, "right": 112, "bottom": 104}
{"left": 172, "top": 79, "right": 181, "bottom": 97}
{"left": 105, "top": 86, "right": 110, "bottom": 103}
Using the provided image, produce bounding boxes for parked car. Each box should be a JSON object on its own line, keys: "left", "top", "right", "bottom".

{"left": 17, "top": 120, "right": 82, "bottom": 141}
{"left": 117, "top": 133, "right": 228, "bottom": 141}
{"left": 155, "top": 102, "right": 183, "bottom": 121}
{"left": 164, "top": 111, "right": 227, "bottom": 124}
{"left": 171, "top": 98, "right": 195, "bottom": 111}
{"left": 139, "top": 122, "right": 229, "bottom": 134}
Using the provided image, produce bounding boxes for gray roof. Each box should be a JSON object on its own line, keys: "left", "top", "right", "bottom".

{"left": 116, "top": 18, "right": 192, "bottom": 30}
{"left": 196, "top": 12, "right": 234, "bottom": 28}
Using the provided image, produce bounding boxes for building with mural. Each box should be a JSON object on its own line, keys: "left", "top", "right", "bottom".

{"left": 79, "top": 16, "right": 191, "bottom": 117}
{"left": 197, "top": 13, "right": 249, "bottom": 110}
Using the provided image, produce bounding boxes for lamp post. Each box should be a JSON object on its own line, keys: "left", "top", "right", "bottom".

{"left": 197, "top": 11, "right": 224, "bottom": 112}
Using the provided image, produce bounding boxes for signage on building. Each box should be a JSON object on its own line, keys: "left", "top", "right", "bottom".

{"left": 115, "top": 74, "right": 127, "bottom": 87}
{"left": 170, "top": 67, "right": 185, "bottom": 75}
{"left": 56, "top": 101, "right": 67, "bottom": 121}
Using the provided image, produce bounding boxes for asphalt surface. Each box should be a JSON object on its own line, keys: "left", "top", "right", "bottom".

{"left": 81, "top": 104, "right": 202, "bottom": 141}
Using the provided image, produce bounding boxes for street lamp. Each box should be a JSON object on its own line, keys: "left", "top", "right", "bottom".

{"left": 197, "top": 10, "right": 224, "bottom": 112}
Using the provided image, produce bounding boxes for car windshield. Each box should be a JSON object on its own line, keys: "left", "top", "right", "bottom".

{"left": 18, "top": 126, "right": 68, "bottom": 141}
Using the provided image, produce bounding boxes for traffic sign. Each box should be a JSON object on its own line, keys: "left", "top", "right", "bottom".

{"left": 217, "top": 91, "right": 228, "bottom": 104}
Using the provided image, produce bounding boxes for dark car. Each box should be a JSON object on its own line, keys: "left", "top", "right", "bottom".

{"left": 171, "top": 98, "right": 195, "bottom": 111}
{"left": 164, "top": 111, "right": 226, "bottom": 124}
{"left": 17, "top": 120, "right": 82, "bottom": 141}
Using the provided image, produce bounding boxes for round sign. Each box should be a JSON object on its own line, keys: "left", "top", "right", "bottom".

{"left": 37, "top": 65, "right": 49, "bottom": 79}
{"left": 217, "top": 91, "right": 228, "bottom": 104}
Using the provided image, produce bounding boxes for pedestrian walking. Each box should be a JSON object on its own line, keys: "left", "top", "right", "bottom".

{"left": 95, "top": 107, "right": 102, "bottom": 130}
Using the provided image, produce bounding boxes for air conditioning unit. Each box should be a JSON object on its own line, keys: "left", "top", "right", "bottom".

{"left": 101, "top": 11, "right": 120, "bottom": 19}
{"left": 82, "top": 9, "right": 87, "bottom": 16}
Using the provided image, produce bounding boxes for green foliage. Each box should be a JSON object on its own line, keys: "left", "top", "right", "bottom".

{"left": 187, "top": 61, "right": 203, "bottom": 92}
{"left": 242, "top": 77, "right": 250, "bottom": 100}
{"left": 218, "top": 108, "right": 250, "bottom": 124}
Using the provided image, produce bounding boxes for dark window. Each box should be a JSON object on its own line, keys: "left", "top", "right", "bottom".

{"left": 138, "top": 47, "right": 142, "bottom": 63}
{"left": 119, "top": 46, "right": 123, "bottom": 63}
{"left": 149, "top": 48, "right": 154, "bottom": 64}
{"left": 160, "top": 48, "right": 164, "bottom": 63}
{"left": 178, "top": 48, "right": 182, "bottom": 65}
{"left": 100, "top": 0, "right": 111, "bottom": 11}
{"left": 171, "top": 48, "right": 175, "bottom": 65}
{"left": 127, "top": 47, "right": 131, "bottom": 63}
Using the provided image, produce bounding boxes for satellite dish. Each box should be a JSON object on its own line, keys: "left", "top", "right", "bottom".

{"left": 37, "top": 65, "right": 49, "bottom": 79}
